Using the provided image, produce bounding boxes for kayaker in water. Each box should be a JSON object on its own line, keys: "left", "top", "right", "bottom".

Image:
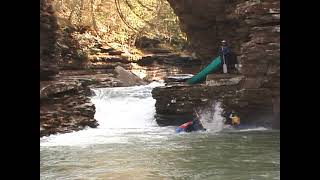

{"left": 176, "top": 120, "right": 193, "bottom": 133}
{"left": 228, "top": 110, "right": 240, "bottom": 128}
{"left": 176, "top": 112, "right": 206, "bottom": 133}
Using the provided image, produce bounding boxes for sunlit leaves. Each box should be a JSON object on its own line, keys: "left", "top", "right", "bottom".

{"left": 52, "top": 0, "right": 187, "bottom": 46}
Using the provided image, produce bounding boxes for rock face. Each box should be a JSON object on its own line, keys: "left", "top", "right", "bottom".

{"left": 136, "top": 53, "right": 201, "bottom": 67}
{"left": 167, "top": 0, "right": 228, "bottom": 61}
{"left": 59, "top": 71, "right": 123, "bottom": 88}
{"left": 40, "top": 0, "right": 60, "bottom": 80}
{"left": 40, "top": 81, "right": 98, "bottom": 137}
{"left": 152, "top": 73, "right": 277, "bottom": 127}
{"left": 152, "top": 74, "right": 245, "bottom": 126}
{"left": 162, "top": 0, "right": 280, "bottom": 128}
{"left": 40, "top": 0, "right": 99, "bottom": 137}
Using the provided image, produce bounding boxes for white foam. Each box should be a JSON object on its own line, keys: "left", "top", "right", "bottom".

{"left": 40, "top": 82, "right": 165, "bottom": 147}
{"left": 198, "top": 101, "right": 225, "bottom": 133}
{"left": 238, "top": 127, "right": 269, "bottom": 132}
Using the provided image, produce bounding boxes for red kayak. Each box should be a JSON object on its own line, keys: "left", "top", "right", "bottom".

{"left": 179, "top": 121, "right": 193, "bottom": 128}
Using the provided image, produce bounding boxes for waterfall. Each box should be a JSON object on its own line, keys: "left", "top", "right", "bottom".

{"left": 40, "top": 82, "right": 166, "bottom": 146}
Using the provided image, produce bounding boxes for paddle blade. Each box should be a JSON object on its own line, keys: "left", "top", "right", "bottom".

{"left": 223, "top": 64, "right": 228, "bottom": 73}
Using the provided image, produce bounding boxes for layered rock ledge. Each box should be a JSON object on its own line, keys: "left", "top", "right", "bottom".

{"left": 152, "top": 74, "right": 278, "bottom": 128}
{"left": 40, "top": 80, "right": 98, "bottom": 137}
{"left": 152, "top": 74, "right": 245, "bottom": 126}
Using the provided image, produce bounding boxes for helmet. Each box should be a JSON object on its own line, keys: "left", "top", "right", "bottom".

{"left": 221, "top": 40, "right": 227, "bottom": 43}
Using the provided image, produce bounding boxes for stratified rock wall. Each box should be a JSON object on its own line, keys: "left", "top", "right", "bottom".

{"left": 154, "top": 0, "right": 279, "bottom": 128}
{"left": 40, "top": 0, "right": 60, "bottom": 80}
{"left": 167, "top": 0, "right": 280, "bottom": 91}
{"left": 40, "top": 0, "right": 98, "bottom": 137}
{"left": 152, "top": 75, "right": 245, "bottom": 126}
{"left": 40, "top": 81, "right": 98, "bottom": 137}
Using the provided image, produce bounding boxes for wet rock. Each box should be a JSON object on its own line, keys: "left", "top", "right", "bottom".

{"left": 206, "top": 74, "right": 245, "bottom": 86}
{"left": 40, "top": 81, "right": 81, "bottom": 99}
{"left": 164, "top": 74, "right": 194, "bottom": 85}
{"left": 152, "top": 74, "right": 276, "bottom": 126}
{"left": 40, "top": 79, "right": 98, "bottom": 137}
{"left": 59, "top": 72, "right": 123, "bottom": 88}
{"left": 152, "top": 77, "right": 243, "bottom": 126}
{"left": 242, "top": 77, "right": 263, "bottom": 89}
{"left": 221, "top": 88, "right": 274, "bottom": 125}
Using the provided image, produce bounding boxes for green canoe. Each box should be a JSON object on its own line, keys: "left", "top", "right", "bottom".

{"left": 187, "top": 56, "right": 222, "bottom": 84}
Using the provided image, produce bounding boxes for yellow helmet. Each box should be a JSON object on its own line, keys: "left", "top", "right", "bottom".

{"left": 231, "top": 116, "right": 240, "bottom": 125}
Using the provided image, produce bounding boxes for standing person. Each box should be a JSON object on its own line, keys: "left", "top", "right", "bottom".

{"left": 219, "top": 40, "right": 239, "bottom": 74}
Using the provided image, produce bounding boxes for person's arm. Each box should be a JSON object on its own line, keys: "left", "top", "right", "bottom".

{"left": 219, "top": 47, "right": 223, "bottom": 56}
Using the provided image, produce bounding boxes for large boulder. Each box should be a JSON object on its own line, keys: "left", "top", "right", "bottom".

{"left": 115, "top": 66, "right": 148, "bottom": 86}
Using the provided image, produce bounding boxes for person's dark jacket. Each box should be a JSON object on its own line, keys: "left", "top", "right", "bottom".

{"left": 219, "top": 45, "right": 238, "bottom": 70}
{"left": 220, "top": 46, "right": 231, "bottom": 56}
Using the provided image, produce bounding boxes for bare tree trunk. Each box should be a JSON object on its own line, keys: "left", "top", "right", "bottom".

{"left": 90, "top": 0, "right": 100, "bottom": 37}
{"left": 114, "top": 0, "right": 138, "bottom": 32}
{"left": 68, "top": 0, "right": 77, "bottom": 25}
{"left": 78, "top": 0, "right": 84, "bottom": 24}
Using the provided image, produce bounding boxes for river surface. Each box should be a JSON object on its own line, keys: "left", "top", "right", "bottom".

{"left": 40, "top": 82, "right": 280, "bottom": 180}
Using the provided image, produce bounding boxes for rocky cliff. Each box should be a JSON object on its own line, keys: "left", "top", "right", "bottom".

{"left": 154, "top": 0, "right": 280, "bottom": 128}
{"left": 40, "top": 80, "right": 98, "bottom": 136}
{"left": 40, "top": 0, "right": 99, "bottom": 137}
{"left": 166, "top": 0, "right": 280, "bottom": 93}
{"left": 40, "top": 0, "right": 59, "bottom": 80}
{"left": 153, "top": 74, "right": 245, "bottom": 126}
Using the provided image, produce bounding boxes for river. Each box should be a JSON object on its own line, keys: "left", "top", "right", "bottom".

{"left": 40, "top": 82, "right": 280, "bottom": 180}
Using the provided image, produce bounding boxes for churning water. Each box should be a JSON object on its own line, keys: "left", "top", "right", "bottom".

{"left": 40, "top": 82, "right": 279, "bottom": 180}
